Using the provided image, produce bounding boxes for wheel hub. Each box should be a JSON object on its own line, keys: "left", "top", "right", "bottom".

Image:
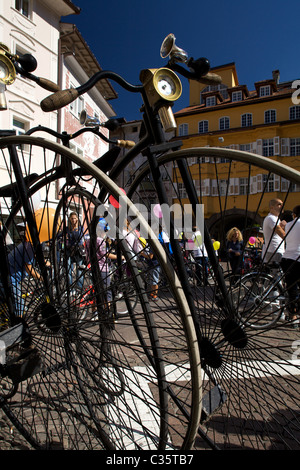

{"left": 221, "top": 318, "right": 248, "bottom": 349}
{"left": 199, "top": 337, "right": 222, "bottom": 369}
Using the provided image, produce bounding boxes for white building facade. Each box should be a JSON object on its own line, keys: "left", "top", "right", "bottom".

{"left": 0, "top": 0, "right": 117, "bottom": 210}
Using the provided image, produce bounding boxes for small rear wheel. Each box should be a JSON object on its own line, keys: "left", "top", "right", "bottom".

{"left": 233, "top": 271, "right": 285, "bottom": 329}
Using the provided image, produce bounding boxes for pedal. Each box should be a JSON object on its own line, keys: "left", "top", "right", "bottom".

{"left": 5, "top": 347, "right": 44, "bottom": 385}
{"left": 200, "top": 384, "right": 227, "bottom": 423}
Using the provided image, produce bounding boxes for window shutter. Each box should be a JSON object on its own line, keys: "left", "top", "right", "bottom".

{"left": 250, "top": 175, "right": 257, "bottom": 194}
{"left": 211, "top": 180, "right": 218, "bottom": 196}
{"left": 256, "top": 140, "right": 262, "bottom": 155}
{"left": 250, "top": 142, "right": 256, "bottom": 154}
{"left": 274, "top": 136, "right": 280, "bottom": 155}
{"left": 201, "top": 179, "right": 210, "bottom": 196}
{"left": 257, "top": 174, "right": 263, "bottom": 192}
{"left": 274, "top": 174, "right": 280, "bottom": 191}
{"left": 228, "top": 177, "right": 239, "bottom": 195}
{"left": 281, "top": 138, "right": 290, "bottom": 156}
{"left": 281, "top": 178, "right": 289, "bottom": 192}
{"left": 235, "top": 177, "right": 239, "bottom": 195}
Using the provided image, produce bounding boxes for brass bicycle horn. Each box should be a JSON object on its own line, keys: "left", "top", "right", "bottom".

{"left": 160, "top": 33, "right": 188, "bottom": 63}
{"left": 79, "top": 110, "right": 101, "bottom": 127}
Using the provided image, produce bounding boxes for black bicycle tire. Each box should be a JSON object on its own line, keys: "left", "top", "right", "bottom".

{"left": 1, "top": 140, "right": 167, "bottom": 450}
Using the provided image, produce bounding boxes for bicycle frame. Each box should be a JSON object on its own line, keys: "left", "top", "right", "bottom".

{"left": 42, "top": 59, "right": 239, "bottom": 330}
{"left": 38, "top": 37, "right": 255, "bottom": 396}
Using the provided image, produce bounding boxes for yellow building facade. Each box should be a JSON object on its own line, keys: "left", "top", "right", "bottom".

{"left": 174, "top": 63, "right": 300, "bottom": 239}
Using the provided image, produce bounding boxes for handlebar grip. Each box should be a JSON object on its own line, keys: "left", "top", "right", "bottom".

{"left": 37, "top": 78, "right": 60, "bottom": 92}
{"left": 117, "top": 140, "right": 136, "bottom": 148}
{"left": 198, "top": 72, "right": 222, "bottom": 85}
{"left": 41, "top": 88, "right": 79, "bottom": 112}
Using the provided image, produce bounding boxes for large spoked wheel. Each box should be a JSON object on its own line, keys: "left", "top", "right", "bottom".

{"left": 0, "top": 136, "right": 201, "bottom": 450}
{"left": 126, "top": 146, "right": 300, "bottom": 450}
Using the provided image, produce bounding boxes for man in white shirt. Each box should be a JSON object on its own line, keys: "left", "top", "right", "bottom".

{"left": 281, "top": 205, "right": 300, "bottom": 322}
{"left": 262, "top": 198, "right": 285, "bottom": 264}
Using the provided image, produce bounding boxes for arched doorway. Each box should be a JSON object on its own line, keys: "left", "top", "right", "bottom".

{"left": 206, "top": 208, "right": 263, "bottom": 256}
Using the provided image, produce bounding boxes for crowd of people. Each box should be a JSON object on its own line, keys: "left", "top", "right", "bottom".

{"left": 0, "top": 197, "right": 299, "bottom": 325}
{"left": 66, "top": 205, "right": 300, "bottom": 325}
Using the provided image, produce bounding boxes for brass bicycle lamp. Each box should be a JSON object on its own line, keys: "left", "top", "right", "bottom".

{"left": 140, "top": 67, "right": 182, "bottom": 132}
{"left": 0, "top": 44, "right": 16, "bottom": 86}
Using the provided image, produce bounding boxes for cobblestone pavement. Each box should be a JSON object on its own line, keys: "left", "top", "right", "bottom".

{"left": 0, "top": 409, "right": 32, "bottom": 450}
{"left": 0, "top": 284, "right": 299, "bottom": 451}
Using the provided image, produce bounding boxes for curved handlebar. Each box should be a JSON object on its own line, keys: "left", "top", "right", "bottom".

{"left": 40, "top": 53, "right": 222, "bottom": 113}
{"left": 13, "top": 62, "right": 60, "bottom": 92}
{"left": 26, "top": 124, "right": 135, "bottom": 149}
{"left": 41, "top": 70, "right": 143, "bottom": 112}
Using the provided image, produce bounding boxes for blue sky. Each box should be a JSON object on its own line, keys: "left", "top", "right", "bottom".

{"left": 64, "top": 0, "right": 299, "bottom": 121}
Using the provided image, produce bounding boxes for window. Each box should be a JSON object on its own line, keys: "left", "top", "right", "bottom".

{"left": 241, "top": 113, "right": 252, "bottom": 127}
{"left": 239, "top": 177, "right": 249, "bottom": 195}
{"left": 240, "top": 143, "right": 251, "bottom": 152}
{"left": 198, "top": 120, "right": 208, "bottom": 133}
{"left": 200, "top": 84, "right": 228, "bottom": 103}
{"left": 13, "top": 117, "right": 29, "bottom": 150}
{"left": 13, "top": 118, "right": 26, "bottom": 135}
{"left": 15, "top": 46, "right": 32, "bottom": 81}
{"left": 262, "top": 139, "right": 274, "bottom": 157}
{"left": 262, "top": 173, "right": 280, "bottom": 192}
{"left": 290, "top": 138, "right": 300, "bottom": 156}
{"left": 178, "top": 123, "right": 188, "bottom": 136}
{"left": 15, "top": 0, "right": 30, "bottom": 18}
{"left": 70, "top": 84, "right": 85, "bottom": 119}
{"left": 232, "top": 91, "right": 242, "bottom": 102}
{"left": 289, "top": 106, "right": 300, "bottom": 120}
{"left": 290, "top": 182, "right": 300, "bottom": 193}
{"left": 281, "top": 178, "right": 300, "bottom": 193}
{"left": 69, "top": 142, "right": 83, "bottom": 157}
{"left": 219, "top": 179, "right": 228, "bottom": 196}
{"left": 259, "top": 85, "right": 271, "bottom": 97}
{"left": 264, "top": 109, "right": 276, "bottom": 124}
{"left": 219, "top": 117, "right": 230, "bottom": 130}
{"left": 206, "top": 96, "right": 216, "bottom": 107}
{"left": 178, "top": 182, "right": 186, "bottom": 198}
